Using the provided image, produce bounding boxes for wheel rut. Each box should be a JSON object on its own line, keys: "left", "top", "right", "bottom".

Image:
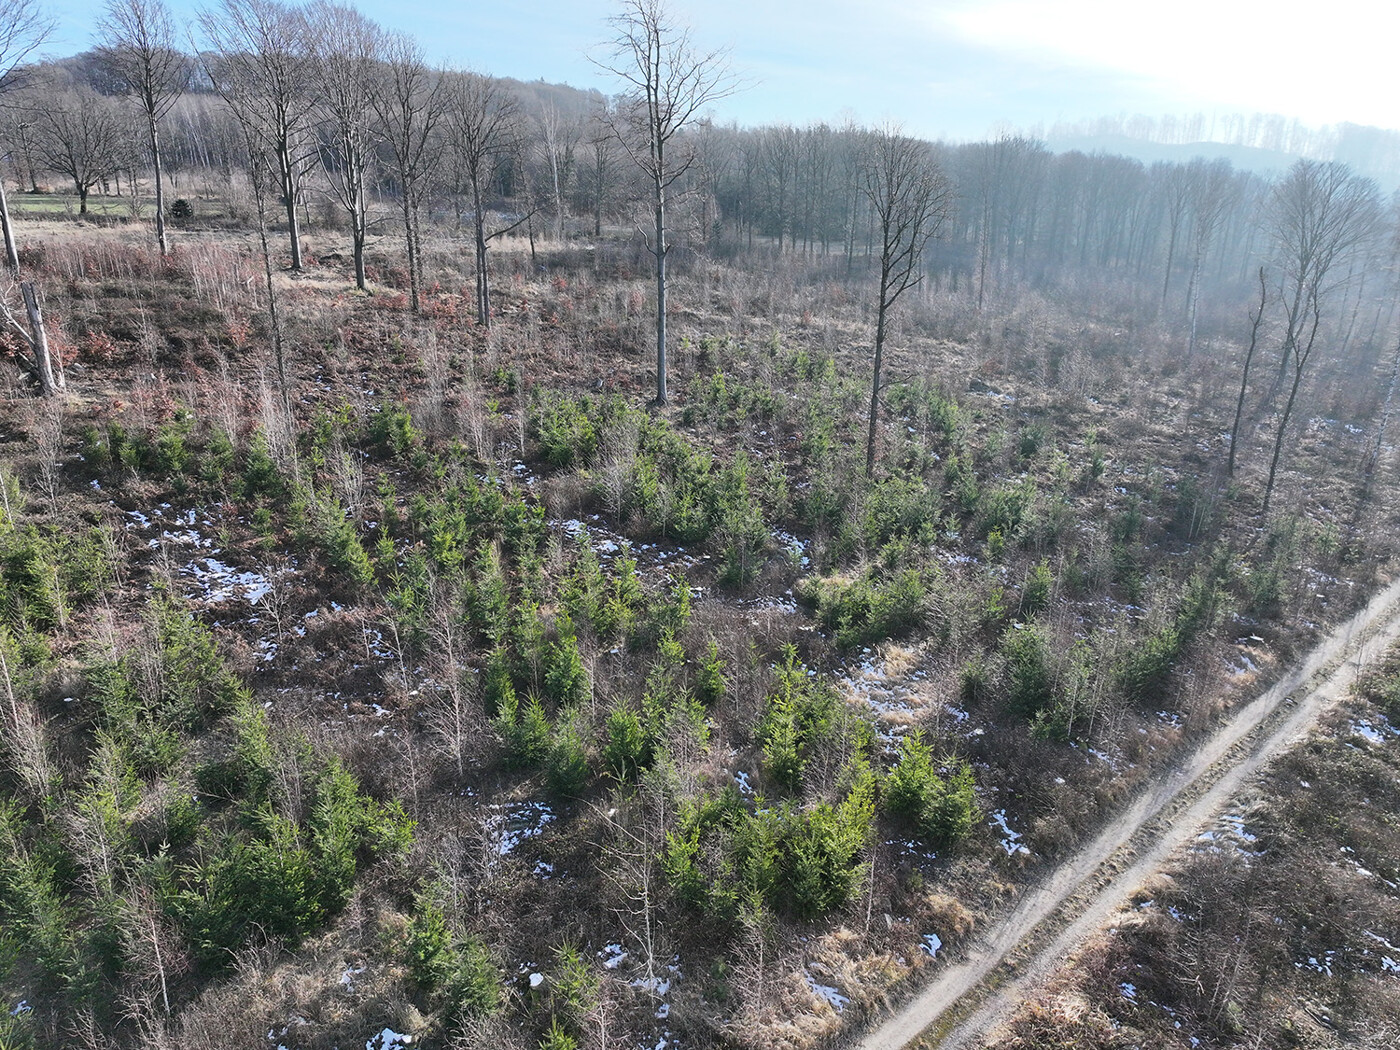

{"left": 849, "top": 574, "right": 1400, "bottom": 1050}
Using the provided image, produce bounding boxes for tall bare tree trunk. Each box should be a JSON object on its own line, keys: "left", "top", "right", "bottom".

{"left": 401, "top": 191, "right": 419, "bottom": 312}
{"left": 22, "top": 281, "right": 60, "bottom": 396}
{"left": 472, "top": 173, "right": 490, "bottom": 327}
{"left": 282, "top": 161, "right": 303, "bottom": 271}
{"left": 602, "top": 0, "right": 737, "bottom": 408}
{"left": 1228, "top": 268, "right": 1267, "bottom": 477}
{"left": 654, "top": 178, "right": 667, "bottom": 404}
{"left": 150, "top": 116, "right": 167, "bottom": 254}
{"left": 865, "top": 292, "right": 887, "bottom": 477}
{"left": 247, "top": 152, "right": 290, "bottom": 413}
{"left": 1263, "top": 297, "right": 1321, "bottom": 515}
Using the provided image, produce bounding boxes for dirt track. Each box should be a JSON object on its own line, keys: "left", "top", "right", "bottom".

{"left": 851, "top": 573, "right": 1400, "bottom": 1050}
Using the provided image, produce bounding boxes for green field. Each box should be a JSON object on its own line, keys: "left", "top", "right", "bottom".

{"left": 8, "top": 192, "right": 145, "bottom": 219}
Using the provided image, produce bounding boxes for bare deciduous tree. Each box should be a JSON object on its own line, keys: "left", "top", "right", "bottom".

{"left": 235, "top": 126, "right": 291, "bottom": 404}
{"left": 599, "top": 0, "right": 738, "bottom": 405}
{"left": 95, "top": 0, "right": 189, "bottom": 254}
{"left": 862, "top": 125, "right": 952, "bottom": 476}
{"left": 1154, "top": 160, "right": 1193, "bottom": 312}
{"left": 536, "top": 101, "right": 579, "bottom": 243}
{"left": 34, "top": 81, "right": 130, "bottom": 215}
{"left": 1261, "top": 160, "right": 1379, "bottom": 512}
{"left": 1182, "top": 158, "right": 1236, "bottom": 359}
{"left": 199, "top": 0, "right": 317, "bottom": 271}
{"left": 595, "top": 773, "right": 672, "bottom": 984}
{"left": 584, "top": 100, "right": 621, "bottom": 239}
{"left": 368, "top": 31, "right": 445, "bottom": 314}
{"left": 0, "top": 0, "right": 52, "bottom": 271}
{"left": 446, "top": 70, "right": 523, "bottom": 328}
{"left": 306, "top": 0, "right": 381, "bottom": 292}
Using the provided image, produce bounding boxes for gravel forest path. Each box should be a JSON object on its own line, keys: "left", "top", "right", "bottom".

{"left": 850, "top": 573, "right": 1400, "bottom": 1050}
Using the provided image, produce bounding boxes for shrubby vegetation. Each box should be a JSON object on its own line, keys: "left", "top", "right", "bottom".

{"left": 1, "top": 17, "right": 1397, "bottom": 1045}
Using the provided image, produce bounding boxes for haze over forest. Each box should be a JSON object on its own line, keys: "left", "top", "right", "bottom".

{"left": 32, "top": 0, "right": 1400, "bottom": 184}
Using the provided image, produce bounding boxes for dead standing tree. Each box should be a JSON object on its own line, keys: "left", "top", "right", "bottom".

{"left": 599, "top": 0, "right": 737, "bottom": 405}
{"left": 1, "top": 279, "right": 62, "bottom": 395}
{"left": 862, "top": 125, "right": 951, "bottom": 476}
{"left": 95, "top": 0, "right": 189, "bottom": 255}
{"left": 0, "top": 1, "right": 56, "bottom": 395}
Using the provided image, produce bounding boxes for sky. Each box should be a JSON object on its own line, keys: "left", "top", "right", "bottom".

{"left": 42, "top": 0, "right": 1400, "bottom": 143}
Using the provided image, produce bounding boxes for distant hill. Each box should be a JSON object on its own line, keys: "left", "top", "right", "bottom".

{"left": 1044, "top": 134, "right": 1301, "bottom": 177}
{"left": 1046, "top": 121, "right": 1400, "bottom": 189}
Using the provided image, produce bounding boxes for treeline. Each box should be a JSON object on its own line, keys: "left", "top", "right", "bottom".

{"left": 10, "top": 0, "right": 1398, "bottom": 354}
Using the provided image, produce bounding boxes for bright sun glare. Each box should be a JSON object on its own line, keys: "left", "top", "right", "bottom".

{"left": 940, "top": 0, "right": 1400, "bottom": 131}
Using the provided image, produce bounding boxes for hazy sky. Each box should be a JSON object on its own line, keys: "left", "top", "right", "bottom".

{"left": 43, "top": 0, "right": 1400, "bottom": 142}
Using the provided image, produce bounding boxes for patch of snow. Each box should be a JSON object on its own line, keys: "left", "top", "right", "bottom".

{"left": 841, "top": 651, "right": 915, "bottom": 738}
{"left": 533, "top": 860, "right": 555, "bottom": 879}
{"left": 739, "top": 592, "right": 799, "bottom": 615}
{"left": 359, "top": 628, "right": 396, "bottom": 660}
{"left": 486, "top": 801, "right": 557, "bottom": 856}
{"left": 183, "top": 556, "right": 274, "bottom": 605}
{"left": 599, "top": 944, "right": 628, "bottom": 969}
{"left": 1084, "top": 745, "right": 1117, "bottom": 768}
{"left": 772, "top": 529, "right": 810, "bottom": 567}
{"left": 887, "top": 837, "right": 938, "bottom": 861}
{"left": 805, "top": 971, "right": 850, "bottom": 1013}
{"left": 1197, "top": 812, "right": 1258, "bottom": 856}
{"left": 1351, "top": 719, "right": 1392, "bottom": 745}
{"left": 990, "top": 809, "right": 1031, "bottom": 857}
{"left": 631, "top": 975, "right": 672, "bottom": 997}
{"left": 1366, "top": 935, "right": 1400, "bottom": 963}
{"left": 365, "top": 1029, "right": 413, "bottom": 1050}
{"left": 1297, "top": 952, "right": 1336, "bottom": 976}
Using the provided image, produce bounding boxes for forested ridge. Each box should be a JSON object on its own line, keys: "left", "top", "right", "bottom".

{"left": 2, "top": 1, "right": 1400, "bottom": 1049}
